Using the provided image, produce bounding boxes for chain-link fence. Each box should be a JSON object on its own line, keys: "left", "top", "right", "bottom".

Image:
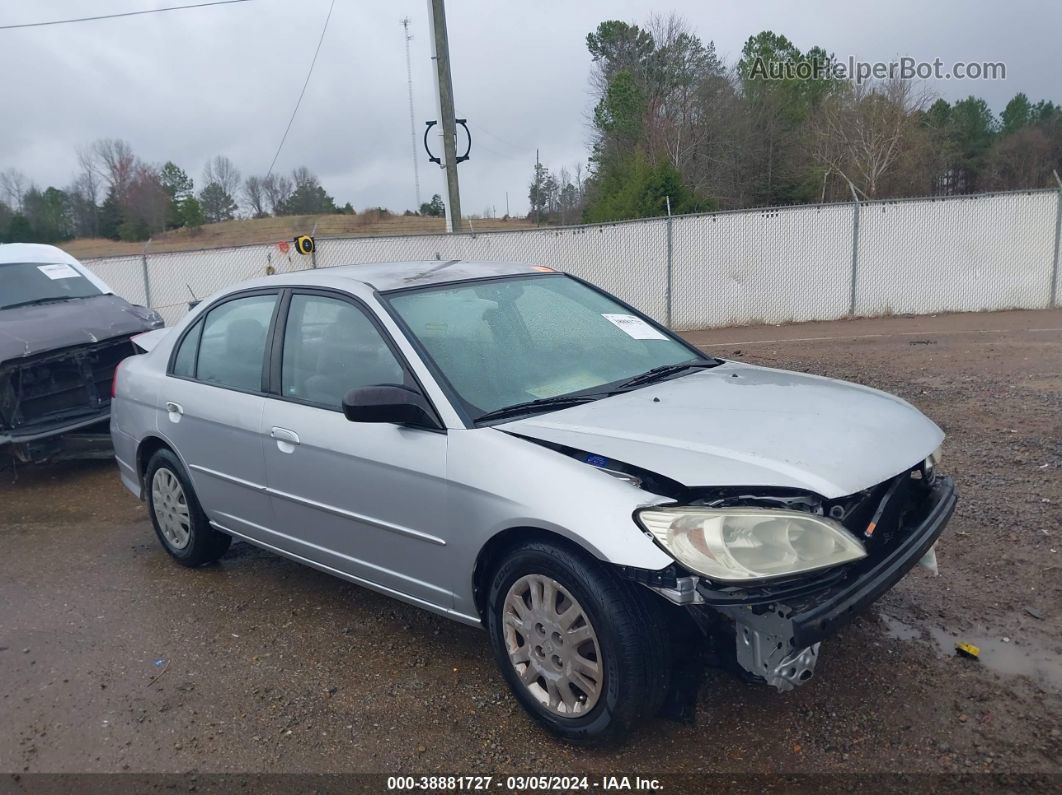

{"left": 83, "top": 187, "right": 1062, "bottom": 330}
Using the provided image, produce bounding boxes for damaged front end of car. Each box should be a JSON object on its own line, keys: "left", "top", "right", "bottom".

{"left": 632, "top": 457, "right": 955, "bottom": 692}
{"left": 0, "top": 336, "right": 137, "bottom": 462}
{"left": 526, "top": 435, "right": 956, "bottom": 693}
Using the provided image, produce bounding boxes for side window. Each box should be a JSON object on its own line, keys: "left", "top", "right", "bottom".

{"left": 195, "top": 294, "right": 277, "bottom": 391}
{"left": 281, "top": 294, "right": 405, "bottom": 409}
{"left": 171, "top": 319, "right": 202, "bottom": 378}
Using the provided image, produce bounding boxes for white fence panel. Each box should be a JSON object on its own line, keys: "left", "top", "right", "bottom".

{"left": 83, "top": 255, "right": 147, "bottom": 306}
{"left": 79, "top": 188, "right": 1061, "bottom": 331}
{"left": 315, "top": 233, "right": 454, "bottom": 267}
{"left": 317, "top": 221, "right": 669, "bottom": 320}
{"left": 856, "top": 191, "right": 1058, "bottom": 315}
{"left": 671, "top": 204, "right": 854, "bottom": 330}
{"left": 145, "top": 243, "right": 313, "bottom": 324}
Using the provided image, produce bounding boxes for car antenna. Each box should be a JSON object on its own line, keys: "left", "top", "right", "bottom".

{"left": 186, "top": 284, "right": 201, "bottom": 310}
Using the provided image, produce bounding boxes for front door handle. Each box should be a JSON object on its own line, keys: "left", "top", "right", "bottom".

{"left": 270, "top": 426, "right": 300, "bottom": 453}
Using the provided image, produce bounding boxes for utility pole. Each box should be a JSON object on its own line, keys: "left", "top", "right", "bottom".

{"left": 400, "top": 17, "right": 421, "bottom": 210}
{"left": 427, "top": 0, "right": 462, "bottom": 233}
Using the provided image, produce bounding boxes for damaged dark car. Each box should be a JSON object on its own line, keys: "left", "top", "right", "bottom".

{"left": 1, "top": 243, "right": 163, "bottom": 462}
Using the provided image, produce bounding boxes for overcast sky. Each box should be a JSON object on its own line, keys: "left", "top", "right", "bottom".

{"left": 2, "top": 0, "right": 1059, "bottom": 217}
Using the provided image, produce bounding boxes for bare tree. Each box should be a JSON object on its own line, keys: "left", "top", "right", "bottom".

{"left": 811, "top": 78, "right": 930, "bottom": 199}
{"left": 74, "top": 146, "right": 101, "bottom": 206}
{"left": 242, "top": 175, "right": 268, "bottom": 218}
{"left": 202, "top": 155, "right": 242, "bottom": 200}
{"left": 92, "top": 138, "right": 137, "bottom": 202}
{"left": 645, "top": 13, "right": 723, "bottom": 175}
{"left": 67, "top": 173, "right": 99, "bottom": 237}
{"left": 290, "top": 166, "right": 317, "bottom": 188}
{"left": 0, "top": 168, "right": 30, "bottom": 212}
{"left": 262, "top": 173, "right": 293, "bottom": 214}
{"left": 61, "top": 146, "right": 103, "bottom": 236}
{"left": 125, "top": 163, "right": 170, "bottom": 235}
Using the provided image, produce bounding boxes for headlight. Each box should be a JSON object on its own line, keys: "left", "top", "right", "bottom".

{"left": 636, "top": 507, "right": 867, "bottom": 583}
{"left": 924, "top": 445, "right": 942, "bottom": 482}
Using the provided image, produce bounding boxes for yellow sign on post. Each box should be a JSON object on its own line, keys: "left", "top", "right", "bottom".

{"left": 294, "top": 235, "right": 315, "bottom": 255}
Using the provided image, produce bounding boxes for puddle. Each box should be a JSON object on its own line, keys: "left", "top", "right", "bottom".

{"left": 878, "top": 612, "right": 922, "bottom": 641}
{"left": 878, "top": 611, "right": 1062, "bottom": 690}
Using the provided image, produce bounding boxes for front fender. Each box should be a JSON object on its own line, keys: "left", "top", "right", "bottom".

{"left": 444, "top": 427, "right": 674, "bottom": 617}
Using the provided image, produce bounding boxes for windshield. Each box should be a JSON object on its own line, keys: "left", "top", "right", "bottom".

{"left": 0, "top": 261, "right": 104, "bottom": 310}
{"left": 385, "top": 273, "right": 702, "bottom": 420}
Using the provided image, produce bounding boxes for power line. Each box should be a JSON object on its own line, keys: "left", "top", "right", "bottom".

{"left": 0, "top": 0, "right": 253, "bottom": 31}
{"left": 478, "top": 125, "right": 526, "bottom": 154}
{"left": 265, "top": 0, "right": 335, "bottom": 179}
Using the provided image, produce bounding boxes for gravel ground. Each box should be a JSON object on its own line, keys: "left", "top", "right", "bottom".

{"left": 0, "top": 308, "right": 1059, "bottom": 777}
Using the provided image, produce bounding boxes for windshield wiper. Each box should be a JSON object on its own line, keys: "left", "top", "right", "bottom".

{"left": 475, "top": 393, "right": 608, "bottom": 424}
{"left": 614, "top": 358, "right": 722, "bottom": 390}
{"left": 1, "top": 296, "right": 80, "bottom": 311}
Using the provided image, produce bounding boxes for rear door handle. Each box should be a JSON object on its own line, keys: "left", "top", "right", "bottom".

{"left": 164, "top": 401, "right": 183, "bottom": 422}
{"left": 270, "top": 426, "right": 300, "bottom": 453}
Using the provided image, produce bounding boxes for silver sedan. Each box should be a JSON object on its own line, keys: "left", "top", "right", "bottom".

{"left": 111, "top": 260, "right": 956, "bottom": 744}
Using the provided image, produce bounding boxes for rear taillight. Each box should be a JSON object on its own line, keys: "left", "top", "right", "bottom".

{"left": 111, "top": 359, "right": 125, "bottom": 399}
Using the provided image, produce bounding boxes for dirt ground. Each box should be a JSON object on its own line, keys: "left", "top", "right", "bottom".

{"left": 61, "top": 214, "right": 534, "bottom": 259}
{"left": 1, "top": 308, "right": 1060, "bottom": 778}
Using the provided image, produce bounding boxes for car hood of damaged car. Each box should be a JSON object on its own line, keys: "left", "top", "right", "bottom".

{"left": 0, "top": 294, "right": 160, "bottom": 362}
{"left": 500, "top": 362, "right": 943, "bottom": 500}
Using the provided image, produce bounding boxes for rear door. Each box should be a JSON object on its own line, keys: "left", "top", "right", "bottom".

{"left": 259, "top": 290, "right": 452, "bottom": 609}
{"left": 161, "top": 290, "right": 279, "bottom": 537}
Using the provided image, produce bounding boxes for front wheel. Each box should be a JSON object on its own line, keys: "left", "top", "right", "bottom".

{"left": 145, "top": 448, "right": 231, "bottom": 567}
{"left": 485, "top": 541, "right": 671, "bottom": 745}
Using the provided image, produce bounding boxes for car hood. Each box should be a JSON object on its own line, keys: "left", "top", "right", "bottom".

{"left": 501, "top": 362, "right": 943, "bottom": 499}
{"left": 0, "top": 294, "right": 160, "bottom": 362}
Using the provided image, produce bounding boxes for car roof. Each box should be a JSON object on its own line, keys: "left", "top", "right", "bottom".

{"left": 1, "top": 242, "right": 85, "bottom": 265}
{"left": 0, "top": 243, "right": 113, "bottom": 294}
{"left": 270, "top": 259, "right": 547, "bottom": 292}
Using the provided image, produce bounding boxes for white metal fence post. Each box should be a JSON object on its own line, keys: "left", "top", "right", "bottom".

{"left": 141, "top": 239, "right": 153, "bottom": 309}
{"left": 665, "top": 196, "right": 673, "bottom": 328}
{"left": 1051, "top": 171, "right": 1062, "bottom": 307}
{"left": 846, "top": 181, "right": 861, "bottom": 316}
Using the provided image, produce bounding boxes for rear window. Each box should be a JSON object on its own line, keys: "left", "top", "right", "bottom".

{"left": 172, "top": 319, "right": 203, "bottom": 378}
{"left": 194, "top": 294, "right": 277, "bottom": 392}
{"left": 0, "top": 261, "right": 104, "bottom": 310}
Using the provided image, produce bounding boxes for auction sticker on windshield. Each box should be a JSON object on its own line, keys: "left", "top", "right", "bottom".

{"left": 601, "top": 313, "right": 668, "bottom": 340}
{"left": 37, "top": 263, "right": 80, "bottom": 280}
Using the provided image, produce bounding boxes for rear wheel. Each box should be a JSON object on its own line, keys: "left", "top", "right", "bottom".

{"left": 145, "top": 449, "right": 231, "bottom": 567}
{"left": 485, "top": 541, "right": 670, "bottom": 745}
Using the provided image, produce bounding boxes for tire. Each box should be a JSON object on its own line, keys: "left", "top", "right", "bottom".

{"left": 145, "top": 448, "right": 231, "bottom": 567}
{"left": 485, "top": 540, "right": 671, "bottom": 745}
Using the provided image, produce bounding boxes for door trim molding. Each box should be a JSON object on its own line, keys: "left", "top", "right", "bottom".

{"left": 191, "top": 464, "right": 447, "bottom": 547}
{"left": 267, "top": 486, "right": 447, "bottom": 546}
{"left": 189, "top": 463, "right": 267, "bottom": 492}
{"left": 210, "top": 517, "right": 467, "bottom": 618}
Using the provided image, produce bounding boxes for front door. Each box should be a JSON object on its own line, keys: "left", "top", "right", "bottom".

{"left": 260, "top": 291, "right": 451, "bottom": 610}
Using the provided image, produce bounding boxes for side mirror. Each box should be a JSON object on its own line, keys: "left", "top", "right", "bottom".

{"left": 342, "top": 385, "right": 438, "bottom": 428}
